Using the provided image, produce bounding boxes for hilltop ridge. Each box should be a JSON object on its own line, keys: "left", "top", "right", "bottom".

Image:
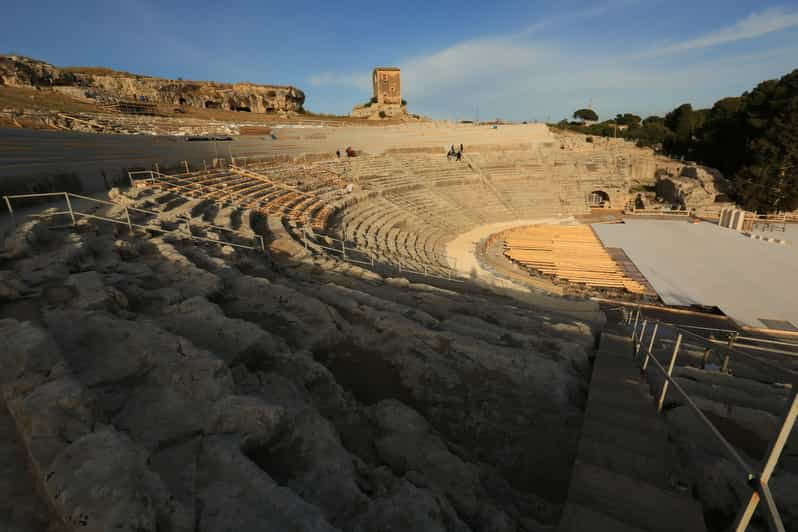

{"left": 0, "top": 55, "right": 305, "bottom": 114}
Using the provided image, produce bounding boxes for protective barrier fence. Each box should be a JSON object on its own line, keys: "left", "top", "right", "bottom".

{"left": 301, "top": 226, "right": 465, "bottom": 283}
{"left": 626, "top": 307, "right": 798, "bottom": 532}
{"left": 2, "top": 192, "right": 265, "bottom": 253}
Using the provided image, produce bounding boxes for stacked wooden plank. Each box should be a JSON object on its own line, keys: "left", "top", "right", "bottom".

{"left": 503, "top": 225, "right": 650, "bottom": 294}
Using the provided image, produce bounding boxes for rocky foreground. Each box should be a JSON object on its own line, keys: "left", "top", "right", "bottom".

{"left": 0, "top": 188, "right": 597, "bottom": 532}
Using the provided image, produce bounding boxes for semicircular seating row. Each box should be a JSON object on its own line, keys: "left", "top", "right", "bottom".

{"left": 141, "top": 152, "right": 595, "bottom": 275}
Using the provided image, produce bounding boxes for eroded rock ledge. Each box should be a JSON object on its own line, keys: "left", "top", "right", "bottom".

{"left": 0, "top": 55, "right": 305, "bottom": 113}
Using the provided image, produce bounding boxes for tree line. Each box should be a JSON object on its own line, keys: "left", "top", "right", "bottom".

{"left": 555, "top": 68, "right": 798, "bottom": 213}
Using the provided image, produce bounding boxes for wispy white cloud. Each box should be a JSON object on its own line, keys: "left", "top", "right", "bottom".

{"left": 307, "top": 0, "right": 635, "bottom": 91}
{"left": 633, "top": 6, "right": 798, "bottom": 58}
{"left": 518, "top": 0, "right": 639, "bottom": 35}
{"left": 305, "top": 4, "right": 798, "bottom": 119}
{"left": 400, "top": 37, "right": 555, "bottom": 98}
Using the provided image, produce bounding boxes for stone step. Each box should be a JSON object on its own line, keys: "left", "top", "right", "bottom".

{"left": 566, "top": 462, "right": 706, "bottom": 532}
{"left": 576, "top": 437, "right": 674, "bottom": 490}
{"left": 591, "top": 355, "right": 647, "bottom": 381}
{"left": 580, "top": 418, "right": 671, "bottom": 458}
{"left": 597, "top": 332, "right": 634, "bottom": 358}
{"left": 585, "top": 401, "right": 668, "bottom": 437}
{"left": 585, "top": 384, "right": 657, "bottom": 417}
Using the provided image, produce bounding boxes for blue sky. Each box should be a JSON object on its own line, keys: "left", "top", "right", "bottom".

{"left": 3, "top": 0, "right": 798, "bottom": 121}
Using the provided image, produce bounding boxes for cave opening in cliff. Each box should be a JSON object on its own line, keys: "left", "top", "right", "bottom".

{"left": 588, "top": 190, "right": 611, "bottom": 207}
{"left": 204, "top": 101, "right": 221, "bottom": 109}
{"left": 234, "top": 106, "right": 251, "bottom": 112}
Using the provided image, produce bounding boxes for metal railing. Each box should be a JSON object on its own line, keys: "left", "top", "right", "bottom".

{"left": 625, "top": 307, "right": 798, "bottom": 532}
{"left": 301, "top": 227, "right": 465, "bottom": 283}
{"left": 624, "top": 207, "right": 693, "bottom": 217}
{"left": 3, "top": 192, "right": 265, "bottom": 254}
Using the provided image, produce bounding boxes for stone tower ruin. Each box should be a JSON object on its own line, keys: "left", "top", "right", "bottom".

{"left": 372, "top": 67, "right": 401, "bottom": 105}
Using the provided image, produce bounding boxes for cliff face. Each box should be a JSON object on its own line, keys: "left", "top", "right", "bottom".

{"left": 0, "top": 55, "right": 305, "bottom": 113}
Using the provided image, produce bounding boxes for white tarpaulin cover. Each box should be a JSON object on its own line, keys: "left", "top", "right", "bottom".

{"left": 592, "top": 220, "right": 798, "bottom": 328}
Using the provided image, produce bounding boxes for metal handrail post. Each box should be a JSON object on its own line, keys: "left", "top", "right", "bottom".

{"left": 642, "top": 322, "right": 659, "bottom": 371}
{"left": 341, "top": 240, "right": 346, "bottom": 260}
{"left": 733, "top": 390, "right": 797, "bottom": 532}
{"left": 658, "top": 333, "right": 682, "bottom": 412}
{"left": 63, "top": 192, "right": 76, "bottom": 226}
{"left": 124, "top": 206, "right": 133, "bottom": 235}
{"left": 4, "top": 196, "right": 15, "bottom": 228}
{"left": 636, "top": 320, "right": 648, "bottom": 359}
{"left": 722, "top": 332, "right": 737, "bottom": 373}
{"left": 631, "top": 306, "right": 641, "bottom": 339}
{"left": 701, "top": 348, "right": 713, "bottom": 369}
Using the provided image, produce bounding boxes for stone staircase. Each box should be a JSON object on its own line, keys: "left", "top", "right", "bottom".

{"left": 559, "top": 320, "right": 707, "bottom": 532}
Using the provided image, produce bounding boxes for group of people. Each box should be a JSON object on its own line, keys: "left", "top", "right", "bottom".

{"left": 336, "top": 146, "right": 357, "bottom": 158}
{"left": 447, "top": 144, "right": 464, "bottom": 161}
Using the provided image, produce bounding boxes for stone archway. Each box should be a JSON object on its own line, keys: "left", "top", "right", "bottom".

{"left": 589, "top": 190, "right": 611, "bottom": 207}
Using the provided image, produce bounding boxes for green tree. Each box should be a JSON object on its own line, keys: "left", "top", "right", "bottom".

{"left": 614, "top": 113, "right": 641, "bottom": 127}
{"left": 658, "top": 69, "right": 798, "bottom": 212}
{"left": 731, "top": 71, "right": 798, "bottom": 212}
{"left": 573, "top": 108, "right": 598, "bottom": 122}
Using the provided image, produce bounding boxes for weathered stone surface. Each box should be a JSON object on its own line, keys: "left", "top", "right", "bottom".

{"left": 197, "top": 435, "right": 337, "bottom": 532}
{"left": 147, "top": 436, "right": 200, "bottom": 532}
{"left": 45, "top": 428, "right": 184, "bottom": 532}
{"left": 0, "top": 184, "right": 646, "bottom": 531}
{"left": 348, "top": 479, "right": 469, "bottom": 532}
{"left": 252, "top": 409, "right": 369, "bottom": 526}
{"left": 370, "top": 399, "right": 430, "bottom": 435}
{"left": 365, "top": 398, "right": 542, "bottom": 530}
{"left": 0, "top": 320, "right": 179, "bottom": 532}
{"left": 373, "top": 68, "right": 401, "bottom": 105}
{"left": 221, "top": 274, "right": 348, "bottom": 350}
{"left": 0, "top": 398, "right": 55, "bottom": 532}
{"left": 13, "top": 233, "right": 92, "bottom": 286}
{"left": 0, "top": 319, "right": 65, "bottom": 399}
{"left": 42, "top": 310, "right": 234, "bottom": 448}
{"left": 1, "top": 220, "right": 49, "bottom": 260}
{"left": 1, "top": 55, "right": 305, "bottom": 113}
{"left": 64, "top": 270, "right": 128, "bottom": 310}
{"left": 205, "top": 395, "right": 286, "bottom": 451}
{"left": 160, "top": 295, "right": 288, "bottom": 365}
{"left": 655, "top": 165, "right": 729, "bottom": 208}
{"left": 6, "top": 376, "right": 95, "bottom": 475}
{"left": 351, "top": 67, "right": 407, "bottom": 119}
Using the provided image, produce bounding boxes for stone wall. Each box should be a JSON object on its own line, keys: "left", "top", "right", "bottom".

{"left": 0, "top": 55, "right": 305, "bottom": 113}
{"left": 350, "top": 102, "right": 406, "bottom": 120}
{"left": 550, "top": 131, "right": 726, "bottom": 210}
{"left": 373, "top": 67, "right": 401, "bottom": 105}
